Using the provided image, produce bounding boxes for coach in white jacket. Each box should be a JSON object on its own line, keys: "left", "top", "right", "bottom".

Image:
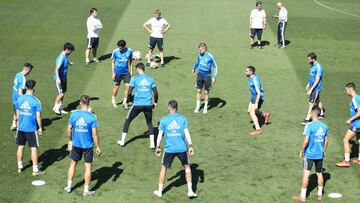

{"left": 86, "top": 8, "right": 103, "bottom": 65}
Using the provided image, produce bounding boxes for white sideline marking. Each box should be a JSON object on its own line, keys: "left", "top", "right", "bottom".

{"left": 313, "top": 0, "right": 360, "bottom": 18}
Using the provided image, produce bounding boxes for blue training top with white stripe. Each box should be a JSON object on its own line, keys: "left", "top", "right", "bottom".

{"left": 68, "top": 110, "right": 98, "bottom": 149}
{"left": 308, "top": 63, "right": 323, "bottom": 92}
{"left": 192, "top": 52, "right": 217, "bottom": 79}
{"left": 350, "top": 95, "right": 360, "bottom": 128}
{"left": 111, "top": 48, "right": 133, "bottom": 75}
{"left": 53, "top": 52, "right": 69, "bottom": 80}
{"left": 12, "top": 72, "right": 26, "bottom": 104}
{"left": 248, "top": 75, "right": 265, "bottom": 102}
{"left": 16, "top": 94, "right": 42, "bottom": 132}
{"left": 159, "top": 113, "right": 189, "bottom": 153}
{"left": 303, "top": 120, "right": 328, "bottom": 160}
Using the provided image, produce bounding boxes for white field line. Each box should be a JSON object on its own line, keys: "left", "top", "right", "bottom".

{"left": 313, "top": 0, "right": 360, "bottom": 18}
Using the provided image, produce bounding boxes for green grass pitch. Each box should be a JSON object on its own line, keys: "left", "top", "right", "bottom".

{"left": 0, "top": 0, "right": 359, "bottom": 202}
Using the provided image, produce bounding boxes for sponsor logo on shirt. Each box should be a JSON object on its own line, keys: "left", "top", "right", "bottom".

{"left": 167, "top": 120, "right": 180, "bottom": 130}
{"left": 19, "top": 100, "right": 33, "bottom": 116}
{"left": 75, "top": 117, "right": 89, "bottom": 133}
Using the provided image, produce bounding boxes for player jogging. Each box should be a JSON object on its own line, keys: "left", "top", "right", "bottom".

{"left": 293, "top": 106, "right": 328, "bottom": 202}
{"left": 85, "top": 8, "right": 103, "bottom": 65}
{"left": 16, "top": 80, "right": 45, "bottom": 176}
{"left": 192, "top": 42, "right": 217, "bottom": 114}
{"left": 245, "top": 66, "right": 270, "bottom": 135}
{"left": 143, "top": 9, "right": 171, "bottom": 67}
{"left": 64, "top": 95, "right": 101, "bottom": 196}
{"left": 111, "top": 39, "right": 133, "bottom": 109}
{"left": 302, "top": 52, "right": 325, "bottom": 125}
{"left": 11, "top": 63, "right": 33, "bottom": 131}
{"left": 336, "top": 83, "right": 360, "bottom": 167}
{"left": 153, "top": 100, "right": 197, "bottom": 198}
{"left": 117, "top": 63, "right": 158, "bottom": 148}
{"left": 53, "top": 42, "right": 75, "bottom": 115}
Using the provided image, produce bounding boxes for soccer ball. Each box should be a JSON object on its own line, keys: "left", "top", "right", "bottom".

{"left": 150, "top": 61, "right": 158, "bottom": 69}
{"left": 133, "top": 50, "right": 141, "bottom": 61}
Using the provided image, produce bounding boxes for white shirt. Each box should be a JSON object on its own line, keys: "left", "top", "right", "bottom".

{"left": 278, "top": 7, "right": 288, "bottom": 23}
{"left": 144, "top": 17, "right": 169, "bottom": 38}
{"left": 250, "top": 9, "right": 266, "bottom": 29}
{"left": 87, "top": 16, "right": 103, "bottom": 38}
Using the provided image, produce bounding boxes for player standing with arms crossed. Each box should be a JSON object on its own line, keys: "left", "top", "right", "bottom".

{"left": 64, "top": 95, "right": 101, "bottom": 196}
{"left": 143, "top": 9, "right": 171, "bottom": 68}
{"left": 16, "top": 80, "right": 45, "bottom": 176}
{"left": 192, "top": 42, "right": 217, "bottom": 114}
{"left": 293, "top": 106, "right": 328, "bottom": 202}
{"left": 10, "top": 63, "right": 33, "bottom": 130}
{"left": 153, "top": 100, "right": 197, "bottom": 198}
{"left": 85, "top": 8, "right": 103, "bottom": 65}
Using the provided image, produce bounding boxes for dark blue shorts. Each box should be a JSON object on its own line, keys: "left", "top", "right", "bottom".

{"left": 70, "top": 146, "right": 94, "bottom": 163}
{"left": 196, "top": 74, "right": 211, "bottom": 91}
{"left": 303, "top": 157, "right": 323, "bottom": 173}
{"left": 149, "top": 37, "right": 163, "bottom": 50}
{"left": 250, "top": 29, "right": 263, "bottom": 39}
{"left": 162, "top": 151, "right": 189, "bottom": 168}
{"left": 16, "top": 131, "right": 39, "bottom": 148}
{"left": 113, "top": 73, "right": 131, "bottom": 86}
{"left": 251, "top": 98, "right": 264, "bottom": 110}
{"left": 309, "top": 91, "right": 320, "bottom": 104}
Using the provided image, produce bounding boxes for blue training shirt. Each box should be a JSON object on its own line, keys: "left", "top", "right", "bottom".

{"left": 53, "top": 52, "right": 69, "bottom": 80}
{"left": 111, "top": 48, "right": 133, "bottom": 75}
{"left": 350, "top": 95, "right": 360, "bottom": 128}
{"left": 130, "top": 73, "right": 156, "bottom": 106}
{"left": 16, "top": 94, "right": 42, "bottom": 132}
{"left": 308, "top": 63, "right": 323, "bottom": 92}
{"left": 192, "top": 52, "right": 217, "bottom": 79}
{"left": 68, "top": 110, "right": 98, "bottom": 149}
{"left": 303, "top": 120, "right": 328, "bottom": 160}
{"left": 248, "top": 75, "right": 265, "bottom": 102}
{"left": 159, "top": 113, "right": 189, "bottom": 153}
{"left": 12, "top": 72, "right": 26, "bottom": 105}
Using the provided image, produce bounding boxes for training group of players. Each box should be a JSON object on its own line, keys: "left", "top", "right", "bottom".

{"left": 10, "top": 1, "right": 360, "bottom": 201}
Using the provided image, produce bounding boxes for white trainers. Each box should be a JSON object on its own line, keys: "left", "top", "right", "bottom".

{"left": 32, "top": 170, "right": 45, "bottom": 176}
{"left": 153, "top": 190, "right": 162, "bottom": 198}
{"left": 17, "top": 167, "right": 23, "bottom": 173}
{"left": 123, "top": 103, "right": 129, "bottom": 110}
{"left": 117, "top": 140, "right": 125, "bottom": 146}
{"left": 60, "top": 110, "right": 68, "bottom": 115}
{"left": 10, "top": 124, "right": 17, "bottom": 131}
{"left": 194, "top": 108, "right": 199, "bottom": 113}
{"left": 203, "top": 108, "right": 208, "bottom": 114}
{"left": 112, "top": 101, "right": 118, "bottom": 108}
{"left": 64, "top": 186, "right": 71, "bottom": 193}
{"left": 93, "top": 58, "right": 100, "bottom": 63}
{"left": 188, "top": 191, "right": 198, "bottom": 198}
{"left": 82, "top": 190, "right": 95, "bottom": 196}
{"left": 53, "top": 107, "right": 61, "bottom": 115}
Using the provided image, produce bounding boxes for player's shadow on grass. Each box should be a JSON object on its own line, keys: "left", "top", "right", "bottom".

{"left": 64, "top": 97, "right": 99, "bottom": 112}
{"left": 285, "top": 40, "right": 291, "bottom": 46}
{"left": 306, "top": 170, "right": 331, "bottom": 197}
{"left": 162, "top": 56, "right": 180, "bottom": 65}
{"left": 98, "top": 53, "right": 112, "bottom": 61}
{"left": 72, "top": 162, "right": 123, "bottom": 191}
{"left": 207, "top": 97, "right": 226, "bottom": 111}
{"left": 350, "top": 139, "right": 360, "bottom": 158}
{"left": 42, "top": 117, "right": 62, "bottom": 129}
{"left": 125, "top": 127, "right": 159, "bottom": 146}
{"left": 162, "top": 163, "right": 204, "bottom": 195}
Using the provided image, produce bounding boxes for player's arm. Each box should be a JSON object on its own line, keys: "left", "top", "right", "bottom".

{"left": 163, "top": 22, "right": 171, "bottom": 34}
{"left": 55, "top": 66, "right": 61, "bottom": 84}
{"left": 347, "top": 108, "right": 360, "bottom": 124}
{"left": 299, "top": 136, "right": 309, "bottom": 159}
{"left": 92, "top": 128, "right": 101, "bottom": 156}
{"left": 249, "top": 17, "right": 253, "bottom": 28}
{"left": 263, "top": 16, "right": 267, "bottom": 28}
{"left": 143, "top": 21, "right": 152, "bottom": 33}
{"left": 324, "top": 136, "right": 329, "bottom": 154}
{"left": 111, "top": 59, "right": 115, "bottom": 80}
{"left": 67, "top": 124, "right": 73, "bottom": 151}
{"left": 36, "top": 112, "right": 42, "bottom": 135}
{"left": 16, "top": 109, "right": 19, "bottom": 128}
{"left": 152, "top": 87, "right": 159, "bottom": 108}
{"left": 127, "top": 86, "right": 134, "bottom": 99}
{"left": 308, "top": 76, "right": 320, "bottom": 94}
{"left": 192, "top": 56, "right": 199, "bottom": 75}
{"left": 129, "top": 57, "right": 133, "bottom": 77}
{"left": 254, "top": 80, "right": 261, "bottom": 109}
{"left": 184, "top": 128, "right": 194, "bottom": 155}
{"left": 96, "top": 18, "right": 103, "bottom": 29}
{"left": 155, "top": 130, "right": 163, "bottom": 156}
{"left": 211, "top": 56, "right": 218, "bottom": 84}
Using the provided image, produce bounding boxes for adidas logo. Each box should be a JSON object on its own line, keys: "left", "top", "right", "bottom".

{"left": 75, "top": 117, "right": 87, "bottom": 127}
{"left": 20, "top": 101, "right": 31, "bottom": 110}
{"left": 315, "top": 127, "right": 325, "bottom": 136}
{"left": 139, "top": 78, "right": 150, "bottom": 86}
{"left": 167, "top": 120, "right": 180, "bottom": 130}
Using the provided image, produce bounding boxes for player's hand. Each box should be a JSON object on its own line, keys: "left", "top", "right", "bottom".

{"left": 346, "top": 119, "right": 351, "bottom": 125}
{"left": 192, "top": 69, "right": 196, "bottom": 75}
{"left": 155, "top": 147, "right": 161, "bottom": 157}
{"left": 306, "top": 90, "right": 312, "bottom": 96}
{"left": 188, "top": 147, "right": 194, "bottom": 155}
{"left": 96, "top": 147, "right": 102, "bottom": 156}
{"left": 56, "top": 78, "right": 61, "bottom": 85}
{"left": 67, "top": 141, "right": 73, "bottom": 151}
{"left": 112, "top": 74, "right": 115, "bottom": 81}
{"left": 305, "top": 86, "right": 309, "bottom": 91}
{"left": 299, "top": 151, "right": 303, "bottom": 159}
{"left": 38, "top": 128, "right": 43, "bottom": 135}
{"left": 212, "top": 78, "right": 216, "bottom": 85}
{"left": 153, "top": 103, "right": 158, "bottom": 110}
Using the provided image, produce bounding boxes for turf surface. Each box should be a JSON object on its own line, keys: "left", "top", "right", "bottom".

{"left": 0, "top": 0, "right": 359, "bottom": 202}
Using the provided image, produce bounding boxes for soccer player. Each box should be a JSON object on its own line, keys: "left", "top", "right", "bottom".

{"left": 153, "top": 100, "right": 197, "bottom": 198}
{"left": 273, "top": 2, "right": 288, "bottom": 48}
{"left": 53, "top": 42, "right": 75, "bottom": 115}
{"left": 336, "top": 83, "right": 360, "bottom": 167}
{"left": 111, "top": 39, "right": 133, "bottom": 109}
{"left": 293, "top": 106, "right": 328, "bottom": 202}
{"left": 192, "top": 42, "right": 217, "bottom": 114}
{"left": 245, "top": 66, "right": 270, "bottom": 135}
{"left": 302, "top": 52, "right": 325, "bottom": 125}
{"left": 249, "top": 1, "right": 267, "bottom": 49}
{"left": 10, "top": 63, "right": 33, "bottom": 130}
{"left": 143, "top": 9, "right": 171, "bottom": 67}
{"left": 64, "top": 95, "right": 101, "bottom": 196}
{"left": 16, "top": 80, "right": 45, "bottom": 176}
{"left": 86, "top": 8, "right": 103, "bottom": 65}
{"left": 117, "top": 63, "right": 158, "bottom": 148}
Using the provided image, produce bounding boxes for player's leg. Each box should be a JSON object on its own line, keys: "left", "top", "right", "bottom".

{"left": 118, "top": 106, "right": 142, "bottom": 146}
{"left": 178, "top": 152, "right": 197, "bottom": 198}
{"left": 85, "top": 38, "right": 91, "bottom": 64}
{"left": 318, "top": 100, "right": 325, "bottom": 118}
{"left": 354, "top": 138, "right": 360, "bottom": 165}
{"left": 293, "top": 158, "right": 312, "bottom": 201}
{"left": 64, "top": 160, "right": 77, "bottom": 192}
{"left": 277, "top": 23, "right": 281, "bottom": 46}
{"left": 147, "top": 37, "right": 156, "bottom": 65}
{"left": 154, "top": 152, "right": 174, "bottom": 197}
{"left": 257, "top": 29, "right": 263, "bottom": 48}
{"left": 194, "top": 75, "right": 204, "bottom": 113}
{"left": 83, "top": 149, "right": 95, "bottom": 196}
{"left": 158, "top": 38, "right": 164, "bottom": 67}
{"left": 249, "top": 29, "right": 255, "bottom": 48}
{"left": 112, "top": 75, "right": 121, "bottom": 108}
{"left": 29, "top": 132, "right": 44, "bottom": 176}
{"left": 280, "top": 22, "right": 287, "bottom": 48}
{"left": 122, "top": 74, "right": 131, "bottom": 109}
{"left": 58, "top": 80, "right": 68, "bottom": 114}
{"left": 143, "top": 107, "right": 155, "bottom": 148}
{"left": 249, "top": 102, "right": 262, "bottom": 135}
{"left": 336, "top": 129, "right": 356, "bottom": 167}
{"left": 16, "top": 145, "right": 24, "bottom": 172}
{"left": 53, "top": 83, "right": 64, "bottom": 114}
{"left": 203, "top": 76, "right": 211, "bottom": 114}
{"left": 93, "top": 38, "right": 99, "bottom": 62}
{"left": 315, "top": 160, "right": 324, "bottom": 200}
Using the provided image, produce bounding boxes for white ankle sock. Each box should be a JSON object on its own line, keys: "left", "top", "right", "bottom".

{"left": 18, "top": 161, "right": 23, "bottom": 168}
{"left": 317, "top": 186, "right": 323, "bottom": 196}
{"left": 84, "top": 185, "right": 89, "bottom": 192}
{"left": 345, "top": 153, "right": 350, "bottom": 162}
{"left": 305, "top": 115, "right": 311, "bottom": 120}
{"left": 196, "top": 100, "right": 200, "bottom": 109}
{"left": 187, "top": 183, "right": 193, "bottom": 193}
{"left": 112, "top": 96, "right": 116, "bottom": 103}
{"left": 300, "top": 188, "right": 307, "bottom": 199}
{"left": 33, "top": 165, "right": 39, "bottom": 172}
{"left": 158, "top": 184, "right": 163, "bottom": 192}
{"left": 67, "top": 180, "right": 72, "bottom": 188}
{"left": 358, "top": 153, "right": 360, "bottom": 160}
{"left": 121, "top": 132, "right": 127, "bottom": 142}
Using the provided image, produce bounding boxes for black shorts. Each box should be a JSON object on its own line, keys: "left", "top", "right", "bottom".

{"left": 70, "top": 146, "right": 94, "bottom": 163}
{"left": 149, "top": 37, "right": 164, "bottom": 50}
{"left": 251, "top": 98, "right": 264, "bottom": 110}
{"left": 162, "top": 151, "right": 189, "bottom": 168}
{"left": 56, "top": 80, "right": 67, "bottom": 94}
{"left": 196, "top": 74, "right": 211, "bottom": 91}
{"left": 13, "top": 104, "right": 16, "bottom": 114}
{"left": 87, "top": 37, "right": 99, "bottom": 49}
{"left": 250, "top": 29, "right": 263, "bottom": 39}
{"left": 309, "top": 91, "right": 320, "bottom": 104}
{"left": 113, "top": 73, "right": 131, "bottom": 86}
{"left": 16, "top": 131, "right": 39, "bottom": 148}
{"left": 303, "top": 157, "right": 323, "bottom": 173}
{"left": 349, "top": 126, "right": 360, "bottom": 134}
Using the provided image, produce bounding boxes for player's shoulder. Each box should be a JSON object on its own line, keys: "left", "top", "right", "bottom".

{"left": 112, "top": 48, "right": 119, "bottom": 54}
{"left": 127, "top": 47, "right": 133, "bottom": 52}
{"left": 31, "top": 95, "right": 42, "bottom": 105}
